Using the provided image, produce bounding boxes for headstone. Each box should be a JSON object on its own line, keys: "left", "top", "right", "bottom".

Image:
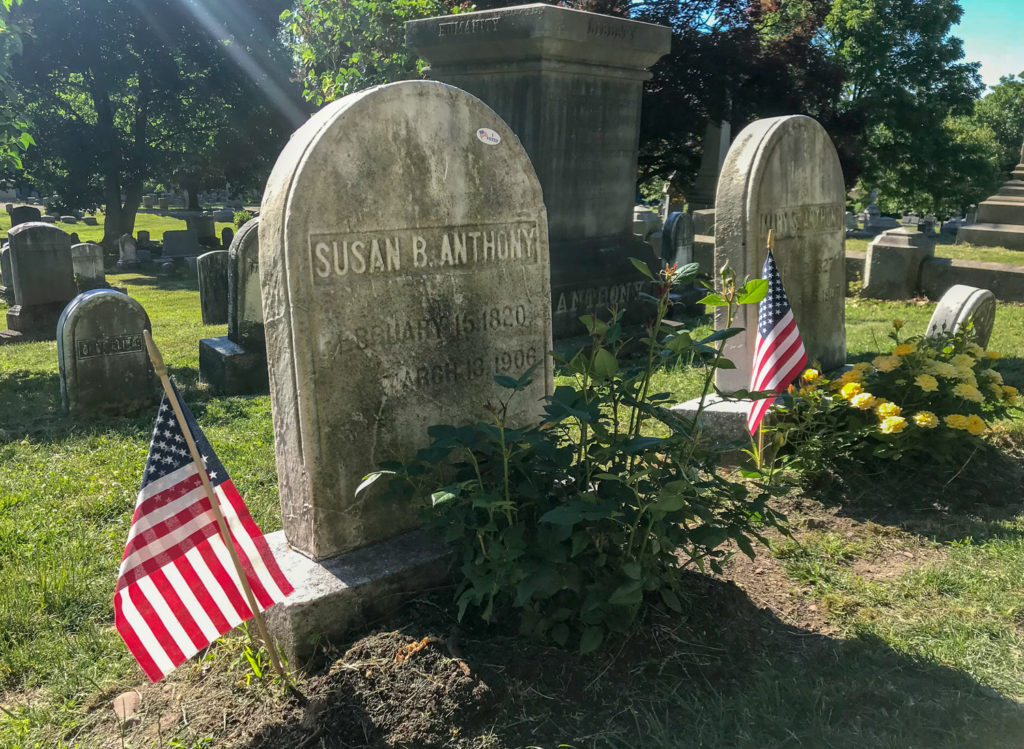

{"left": 5, "top": 222, "right": 77, "bottom": 338}
{"left": 197, "top": 250, "right": 229, "bottom": 325}
{"left": 158, "top": 196, "right": 169, "bottom": 210}
{"left": 661, "top": 211, "right": 695, "bottom": 267}
{"left": 60, "top": 215, "right": 78, "bottom": 224}
{"left": 221, "top": 226, "right": 234, "bottom": 249}
{"left": 926, "top": 284, "right": 996, "bottom": 347}
{"left": 259, "top": 80, "right": 551, "bottom": 662}
{"left": 633, "top": 206, "right": 661, "bottom": 240}
{"left": 0, "top": 244, "right": 12, "bottom": 304}
{"left": 692, "top": 209, "right": 716, "bottom": 236}
{"left": 162, "top": 228, "right": 202, "bottom": 258}
{"left": 117, "top": 234, "right": 139, "bottom": 270}
{"left": 40, "top": 215, "right": 56, "bottom": 224}
{"left": 137, "top": 230, "right": 150, "bottom": 247}
{"left": 688, "top": 119, "right": 731, "bottom": 211}
{"left": 199, "top": 218, "right": 268, "bottom": 394}
{"left": 845, "top": 212, "right": 859, "bottom": 231}
{"left": 922, "top": 214, "right": 937, "bottom": 235}
{"left": 10, "top": 205, "right": 41, "bottom": 227}
{"left": 186, "top": 217, "right": 217, "bottom": 246}
{"left": 57, "top": 290, "right": 155, "bottom": 414}
{"left": 142, "top": 194, "right": 154, "bottom": 209}
{"left": 714, "top": 115, "right": 846, "bottom": 392}
{"left": 862, "top": 227, "right": 934, "bottom": 300}
{"left": 4, "top": 203, "right": 11, "bottom": 214}
{"left": 82, "top": 215, "right": 97, "bottom": 226}
{"left": 408, "top": 5, "right": 671, "bottom": 338}
{"left": 68, "top": 232, "right": 80, "bottom": 245}
{"left": 965, "top": 204, "right": 978, "bottom": 225}
{"left": 71, "top": 242, "right": 107, "bottom": 291}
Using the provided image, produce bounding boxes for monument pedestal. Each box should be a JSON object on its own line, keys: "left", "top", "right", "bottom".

{"left": 264, "top": 529, "right": 451, "bottom": 665}
{"left": 199, "top": 336, "right": 268, "bottom": 395}
{"left": 957, "top": 161, "right": 1024, "bottom": 250}
{"left": 670, "top": 394, "right": 752, "bottom": 446}
{"left": 7, "top": 301, "right": 68, "bottom": 339}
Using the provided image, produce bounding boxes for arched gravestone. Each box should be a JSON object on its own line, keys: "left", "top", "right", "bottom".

{"left": 197, "top": 250, "right": 229, "bottom": 325}
{"left": 57, "top": 289, "right": 155, "bottom": 414}
{"left": 926, "top": 284, "right": 996, "bottom": 348}
{"left": 10, "top": 205, "right": 40, "bottom": 227}
{"left": 6, "top": 222, "right": 78, "bottom": 338}
{"left": 261, "top": 80, "right": 552, "bottom": 562}
{"left": 661, "top": 211, "right": 694, "bottom": 267}
{"left": 714, "top": 115, "right": 846, "bottom": 392}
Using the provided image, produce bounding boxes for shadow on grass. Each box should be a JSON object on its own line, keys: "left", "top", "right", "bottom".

{"left": 240, "top": 573, "right": 1024, "bottom": 749}
{"left": 117, "top": 273, "right": 199, "bottom": 292}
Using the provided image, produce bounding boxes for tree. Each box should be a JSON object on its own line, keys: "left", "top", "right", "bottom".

{"left": 973, "top": 73, "right": 1024, "bottom": 174}
{"left": 0, "top": 0, "right": 33, "bottom": 173}
{"left": 13, "top": 0, "right": 305, "bottom": 244}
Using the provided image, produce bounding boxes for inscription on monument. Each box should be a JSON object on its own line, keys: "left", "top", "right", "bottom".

{"left": 587, "top": 18, "right": 635, "bottom": 41}
{"left": 438, "top": 16, "right": 500, "bottom": 36}
{"left": 758, "top": 203, "right": 844, "bottom": 238}
{"left": 76, "top": 333, "right": 144, "bottom": 359}
{"left": 554, "top": 280, "right": 646, "bottom": 316}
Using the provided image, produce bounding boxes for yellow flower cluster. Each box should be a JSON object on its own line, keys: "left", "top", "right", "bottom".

{"left": 851, "top": 392, "right": 876, "bottom": 410}
{"left": 914, "top": 374, "right": 938, "bottom": 392}
{"left": 893, "top": 343, "right": 915, "bottom": 356}
{"left": 945, "top": 413, "right": 987, "bottom": 435}
{"left": 953, "top": 382, "right": 984, "bottom": 403}
{"left": 872, "top": 354, "right": 902, "bottom": 373}
{"left": 913, "top": 411, "right": 938, "bottom": 428}
{"left": 880, "top": 416, "right": 907, "bottom": 434}
{"left": 875, "top": 400, "right": 901, "bottom": 419}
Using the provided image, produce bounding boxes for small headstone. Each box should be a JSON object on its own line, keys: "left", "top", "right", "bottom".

{"left": 158, "top": 196, "right": 169, "bottom": 210}
{"left": 862, "top": 227, "right": 933, "bottom": 300}
{"left": 0, "top": 244, "right": 12, "bottom": 304}
{"left": 692, "top": 208, "right": 716, "bottom": 236}
{"left": 661, "top": 211, "right": 695, "bottom": 267}
{"left": 117, "top": 234, "right": 139, "bottom": 270}
{"left": 926, "top": 284, "right": 996, "bottom": 347}
{"left": 197, "top": 250, "right": 229, "bottom": 325}
{"left": 68, "top": 232, "right": 80, "bottom": 244}
{"left": 10, "top": 205, "right": 41, "bottom": 226}
{"left": 82, "top": 215, "right": 97, "bottom": 225}
{"left": 5, "top": 222, "right": 78, "bottom": 338}
{"left": 142, "top": 194, "right": 155, "bottom": 209}
{"left": 60, "top": 215, "right": 78, "bottom": 224}
{"left": 136, "top": 249, "right": 152, "bottom": 263}
{"left": 633, "top": 206, "right": 661, "bottom": 240}
{"left": 40, "top": 215, "right": 56, "bottom": 224}
{"left": 71, "top": 242, "right": 107, "bottom": 291}
{"left": 221, "top": 226, "right": 234, "bottom": 249}
{"left": 845, "top": 212, "right": 859, "bottom": 231}
{"left": 162, "top": 228, "right": 202, "bottom": 258}
{"left": 137, "top": 230, "right": 150, "bottom": 247}
{"left": 714, "top": 115, "right": 846, "bottom": 392}
{"left": 4, "top": 203, "right": 12, "bottom": 214}
{"left": 58, "top": 289, "right": 155, "bottom": 414}
{"left": 689, "top": 119, "right": 732, "bottom": 211}
{"left": 187, "top": 217, "right": 217, "bottom": 245}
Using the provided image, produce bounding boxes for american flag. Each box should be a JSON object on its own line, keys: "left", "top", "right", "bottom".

{"left": 114, "top": 382, "right": 293, "bottom": 681}
{"left": 747, "top": 249, "right": 808, "bottom": 434}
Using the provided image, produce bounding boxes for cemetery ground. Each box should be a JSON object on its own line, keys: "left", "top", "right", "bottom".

{"left": 2, "top": 272, "right": 1024, "bottom": 747}
{"left": 0, "top": 211, "right": 236, "bottom": 247}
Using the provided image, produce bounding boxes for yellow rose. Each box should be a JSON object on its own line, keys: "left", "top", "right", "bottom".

{"left": 852, "top": 362, "right": 873, "bottom": 375}
{"left": 966, "top": 343, "right": 985, "bottom": 358}
{"left": 951, "top": 354, "right": 975, "bottom": 370}
{"left": 913, "top": 411, "right": 938, "bottom": 429}
{"left": 980, "top": 369, "right": 1003, "bottom": 384}
{"left": 803, "top": 368, "right": 820, "bottom": 382}
{"left": 914, "top": 374, "right": 938, "bottom": 392}
{"left": 986, "top": 351, "right": 1002, "bottom": 359}
{"left": 872, "top": 355, "right": 901, "bottom": 372}
{"left": 1002, "top": 385, "right": 1019, "bottom": 404}
{"left": 850, "top": 392, "right": 877, "bottom": 410}
{"left": 880, "top": 415, "right": 907, "bottom": 434}
{"left": 933, "top": 362, "right": 959, "bottom": 379}
{"left": 990, "top": 383, "right": 1004, "bottom": 400}
{"left": 893, "top": 343, "right": 915, "bottom": 356}
{"left": 893, "top": 319, "right": 904, "bottom": 330}
{"left": 875, "top": 401, "right": 902, "bottom": 419}
{"left": 840, "top": 381, "right": 864, "bottom": 400}
{"left": 966, "top": 414, "right": 987, "bottom": 435}
{"left": 953, "top": 383, "right": 984, "bottom": 403}
{"left": 956, "top": 369, "right": 978, "bottom": 386}
{"left": 945, "top": 414, "right": 970, "bottom": 430}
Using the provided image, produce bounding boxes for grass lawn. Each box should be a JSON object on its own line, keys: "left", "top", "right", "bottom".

{"left": 846, "top": 235, "right": 1024, "bottom": 266}
{"left": 1, "top": 277, "right": 1023, "bottom": 747}
{"left": 0, "top": 209, "right": 236, "bottom": 244}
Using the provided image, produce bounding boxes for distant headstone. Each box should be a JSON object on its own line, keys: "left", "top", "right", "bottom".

{"left": 10, "top": 205, "right": 41, "bottom": 227}
{"left": 68, "top": 232, "right": 80, "bottom": 245}
{"left": 0, "top": 244, "right": 12, "bottom": 304}
{"left": 162, "top": 228, "right": 202, "bottom": 258}
{"left": 714, "top": 115, "right": 846, "bottom": 392}
{"left": 4, "top": 203, "right": 11, "bottom": 214}
{"left": 142, "top": 195, "right": 155, "bottom": 209}
{"left": 57, "top": 289, "right": 155, "bottom": 414}
{"left": 187, "top": 217, "right": 217, "bottom": 245}
{"left": 82, "top": 215, "right": 97, "bottom": 226}
{"left": 5, "top": 222, "right": 77, "bottom": 338}
{"left": 117, "top": 234, "right": 139, "bottom": 270}
{"left": 689, "top": 119, "right": 732, "bottom": 211}
{"left": 633, "top": 206, "right": 661, "bottom": 240}
{"left": 862, "top": 227, "right": 933, "bottom": 300}
{"left": 199, "top": 218, "right": 267, "bottom": 394}
{"left": 60, "top": 215, "right": 78, "bottom": 224}
{"left": 845, "top": 212, "right": 859, "bottom": 231}
{"left": 692, "top": 209, "right": 716, "bottom": 236}
{"left": 137, "top": 230, "right": 151, "bottom": 247}
{"left": 661, "top": 211, "right": 695, "bottom": 267}
{"left": 926, "top": 284, "right": 996, "bottom": 347}
{"left": 221, "top": 226, "right": 234, "bottom": 249}
{"left": 158, "top": 196, "right": 169, "bottom": 210}
{"left": 71, "top": 242, "right": 107, "bottom": 291}
{"left": 40, "top": 215, "right": 56, "bottom": 224}
{"left": 197, "top": 250, "right": 229, "bottom": 325}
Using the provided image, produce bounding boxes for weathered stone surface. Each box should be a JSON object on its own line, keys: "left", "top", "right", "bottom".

{"left": 689, "top": 120, "right": 731, "bottom": 211}
{"left": 260, "top": 80, "right": 551, "bottom": 561}
{"left": 227, "top": 217, "right": 263, "bottom": 345}
{"left": 158, "top": 196, "right": 169, "bottom": 210}
{"left": 57, "top": 289, "right": 155, "bottom": 414}
{"left": 714, "top": 115, "right": 846, "bottom": 392}
{"left": 926, "top": 284, "right": 996, "bottom": 347}
{"left": 920, "top": 256, "right": 1024, "bottom": 302}
{"left": 221, "top": 226, "right": 234, "bottom": 250}
{"left": 162, "top": 228, "right": 202, "bottom": 258}
{"left": 692, "top": 208, "right": 716, "bottom": 236}
{"left": 117, "top": 234, "right": 139, "bottom": 270}
{"left": 197, "top": 250, "right": 229, "bottom": 325}
{"left": 60, "top": 215, "right": 77, "bottom": 224}
{"left": 661, "top": 211, "right": 695, "bottom": 267}
{"left": 957, "top": 143, "right": 1024, "bottom": 250}
{"left": 407, "top": 4, "right": 670, "bottom": 337}
{"left": 187, "top": 216, "right": 217, "bottom": 244}
{"left": 0, "top": 244, "right": 11, "bottom": 304}
{"left": 862, "top": 227, "right": 934, "bottom": 300}
{"left": 71, "top": 242, "right": 107, "bottom": 290}
{"left": 10, "top": 205, "right": 40, "bottom": 227}
{"left": 82, "top": 215, "right": 97, "bottom": 225}
{"left": 7, "top": 222, "right": 77, "bottom": 319}
{"left": 199, "top": 336, "right": 268, "bottom": 395}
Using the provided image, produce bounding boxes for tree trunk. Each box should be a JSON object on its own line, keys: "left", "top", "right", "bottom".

{"left": 92, "top": 75, "right": 125, "bottom": 249}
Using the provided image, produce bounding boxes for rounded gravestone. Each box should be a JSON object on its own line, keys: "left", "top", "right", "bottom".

{"left": 661, "top": 211, "right": 694, "bottom": 267}
{"left": 197, "top": 250, "right": 229, "bottom": 325}
{"left": 227, "top": 217, "right": 262, "bottom": 345}
{"left": 714, "top": 115, "right": 847, "bottom": 391}
{"left": 926, "top": 284, "right": 996, "bottom": 348}
{"left": 57, "top": 289, "right": 155, "bottom": 414}
{"left": 261, "top": 80, "right": 552, "bottom": 561}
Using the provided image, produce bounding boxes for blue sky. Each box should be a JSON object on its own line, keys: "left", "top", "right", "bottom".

{"left": 954, "top": 0, "right": 1024, "bottom": 90}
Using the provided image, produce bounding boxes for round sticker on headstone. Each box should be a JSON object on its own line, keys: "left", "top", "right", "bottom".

{"left": 476, "top": 127, "right": 501, "bottom": 146}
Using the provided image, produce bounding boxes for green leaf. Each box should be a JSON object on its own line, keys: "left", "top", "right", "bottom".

{"left": 551, "top": 622, "right": 570, "bottom": 646}
{"left": 592, "top": 348, "right": 618, "bottom": 379}
{"left": 698, "top": 327, "right": 744, "bottom": 344}
{"left": 431, "top": 489, "right": 457, "bottom": 506}
{"left": 623, "top": 561, "right": 641, "bottom": 580}
{"left": 354, "top": 471, "right": 392, "bottom": 497}
{"left": 608, "top": 579, "right": 644, "bottom": 606}
{"left": 737, "top": 279, "right": 769, "bottom": 305}
{"left": 660, "top": 588, "right": 683, "bottom": 613}
{"left": 579, "top": 626, "right": 604, "bottom": 654}
{"left": 630, "top": 257, "right": 655, "bottom": 280}
{"left": 494, "top": 375, "right": 518, "bottom": 389}
{"left": 540, "top": 500, "right": 616, "bottom": 525}
{"left": 697, "top": 293, "right": 728, "bottom": 307}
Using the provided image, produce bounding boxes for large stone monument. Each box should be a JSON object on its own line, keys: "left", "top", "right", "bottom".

{"left": 57, "top": 289, "right": 155, "bottom": 414}
{"left": 197, "top": 250, "right": 229, "bottom": 325}
{"left": 6, "top": 222, "right": 78, "bottom": 339}
{"left": 259, "top": 80, "right": 552, "bottom": 661}
{"left": 199, "top": 218, "right": 268, "bottom": 394}
{"left": 407, "top": 4, "right": 670, "bottom": 338}
{"left": 688, "top": 119, "right": 731, "bottom": 211}
{"left": 957, "top": 138, "right": 1024, "bottom": 250}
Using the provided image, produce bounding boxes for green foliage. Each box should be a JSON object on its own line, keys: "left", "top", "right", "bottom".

{"left": 233, "top": 209, "right": 254, "bottom": 228}
{"left": 773, "top": 321, "right": 1019, "bottom": 471}
{"left": 973, "top": 72, "right": 1024, "bottom": 174}
{"left": 0, "top": 0, "right": 33, "bottom": 171}
{"left": 366, "top": 261, "right": 786, "bottom": 651}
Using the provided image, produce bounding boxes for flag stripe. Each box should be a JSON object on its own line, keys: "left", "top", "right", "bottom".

{"left": 128, "top": 581, "right": 185, "bottom": 669}
{"left": 150, "top": 567, "right": 208, "bottom": 652}
{"left": 174, "top": 553, "right": 232, "bottom": 635}
{"left": 752, "top": 330, "right": 807, "bottom": 391}
{"left": 183, "top": 546, "right": 239, "bottom": 632}
{"left": 135, "top": 575, "right": 196, "bottom": 662}
{"left": 163, "top": 561, "right": 222, "bottom": 645}
{"left": 114, "top": 591, "right": 166, "bottom": 682}
{"left": 198, "top": 538, "right": 253, "bottom": 621}
{"left": 220, "top": 482, "right": 294, "bottom": 598}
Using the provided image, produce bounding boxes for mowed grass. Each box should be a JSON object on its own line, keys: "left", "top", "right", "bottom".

{"left": 0, "top": 208, "right": 235, "bottom": 244}
{"left": 846, "top": 235, "right": 1024, "bottom": 266}
{"left": 2, "top": 278, "right": 1024, "bottom": 746}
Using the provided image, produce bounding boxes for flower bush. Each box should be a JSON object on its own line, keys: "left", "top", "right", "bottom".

{"left": 773, "top": 320, "right": 1018, "bottom": 467}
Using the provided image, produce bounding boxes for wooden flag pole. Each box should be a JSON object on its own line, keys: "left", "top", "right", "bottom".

{"left": 142, "top": 330, "right": 289, "bottom": 684}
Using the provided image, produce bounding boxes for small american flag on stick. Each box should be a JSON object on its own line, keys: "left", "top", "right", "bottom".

{"left": 115, "top": 337, "right": 293, "bottom": 681}
{"left": 746, "top": 247, "right": 808, "bottom": 434}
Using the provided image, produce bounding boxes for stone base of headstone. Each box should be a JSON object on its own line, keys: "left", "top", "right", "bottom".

{"left": 198, "top": 337, "right": 268, "bottom": 395}
{"left": 263, "top": 529, "right": 451, "bottom": 666}
{"left": 116, "top": 260, "right": 140, "bottom": 271}
{"left": 670, "top": 394, "right": 752, "bottom": 446}
{"left": 693, "top": 235, "right": 714, "bottom": 276}
{"left": 0, "top": 329, "right": 25, "bottom": 345}
{"left": 184, "top": 256, "right": 199, "bottom": 276}
{"left": 862, "top": 227, "right": 934, "bottom": 300}
{"left": 6, "top": 301, "right": 68, "bottom": 339}
{"left": 0, "top": 284, "right": 12, "bottom": 305}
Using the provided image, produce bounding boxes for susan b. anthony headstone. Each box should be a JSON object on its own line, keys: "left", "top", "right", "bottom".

{"left": 197, "top": 250, "right": 229, "bottom": 325}
{"left": 57, "top": 289, "right": 155, "bottom": 414}
{"left": 714, "top": 115, "right": 846, "bottom": 392}
{"left": 260, "top": 80, "right": 551, "bottom": 662}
